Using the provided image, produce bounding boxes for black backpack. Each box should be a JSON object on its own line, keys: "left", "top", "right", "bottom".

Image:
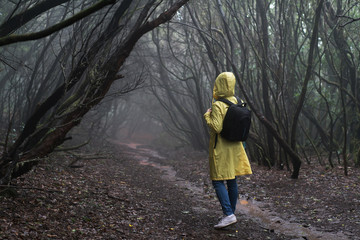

{"left": 217, "top": 97, "right": 251, "bottom": 141}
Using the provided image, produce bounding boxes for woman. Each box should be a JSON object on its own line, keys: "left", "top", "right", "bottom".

{"left": 203, "top": 72, "right": 252, "bottom": 229}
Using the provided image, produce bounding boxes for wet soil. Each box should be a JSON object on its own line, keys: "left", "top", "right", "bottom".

{"left": 1, "top": 140, "right": 359, "bottom": 239}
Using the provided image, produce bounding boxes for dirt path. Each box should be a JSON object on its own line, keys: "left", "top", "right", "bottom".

{"left": 112, "top": 141, "right": 357, "bottom": 240}
{"left": 109, "top": 141, "right": 289, "bottom": 239}
{"left": 1, "top": 141, "right": 359, "bottom": 239}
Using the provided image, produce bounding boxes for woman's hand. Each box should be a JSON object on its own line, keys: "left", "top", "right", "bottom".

{"left": 206, "top": 108, "right": 212, "bottom": 113}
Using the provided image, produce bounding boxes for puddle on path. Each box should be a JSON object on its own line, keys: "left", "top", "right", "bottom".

{"left": 117, "top": 141, "right": 352, "bottom": 240}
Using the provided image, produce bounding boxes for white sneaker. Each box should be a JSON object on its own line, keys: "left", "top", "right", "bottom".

{"left": 214, "top": 214, "right": 237, "bottom": 229}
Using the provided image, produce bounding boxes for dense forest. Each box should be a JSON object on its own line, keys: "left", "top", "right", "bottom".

{"left": 1, "top": 0, "right": 360, "bottom": 185}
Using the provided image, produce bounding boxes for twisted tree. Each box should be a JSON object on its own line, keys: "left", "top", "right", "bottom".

{"left": 0, "top": 0, "right": 190, "bottom": 185}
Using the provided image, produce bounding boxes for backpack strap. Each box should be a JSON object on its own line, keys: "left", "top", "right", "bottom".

{"left": 217, "top": 98, "right": 234, "bottom": 106}
{"left": 218, "top": 96, "right": 246, "bottom": 106}
{"left": 214, "top": 97, "right": 235, "bottom": 148}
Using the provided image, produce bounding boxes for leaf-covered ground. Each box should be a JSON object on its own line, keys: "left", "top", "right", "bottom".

{"left": 1, "top": 141, "right": 359, "bottom": 239}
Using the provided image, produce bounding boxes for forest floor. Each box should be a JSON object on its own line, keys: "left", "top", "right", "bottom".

{"left": 1, "top": 140, "right": 360, "bottom": 240}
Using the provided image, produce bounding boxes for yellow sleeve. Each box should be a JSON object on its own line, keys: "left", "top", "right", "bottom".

{"left": 203, "top": 102, "right": 224, "bottom": 134}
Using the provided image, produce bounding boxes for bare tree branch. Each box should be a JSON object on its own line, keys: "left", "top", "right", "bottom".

{"left": 0, "top": 0, "right": 70, "bottom": 37}
{"left": 338, "top": 15, "right": 360, "bottom": 27}
{"left": 0, "top": 0, "right": 116, "bottom": 46}
{"left": 54, "top": 140, "right": 90, "bottom": 152}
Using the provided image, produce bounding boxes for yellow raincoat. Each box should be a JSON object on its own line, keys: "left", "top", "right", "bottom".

{"left": 204, "top": 72, "right": 252, "bottom": 180}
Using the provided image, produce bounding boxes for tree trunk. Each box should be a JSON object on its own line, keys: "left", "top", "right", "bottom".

{"left": 288, "top": 0, "right": 324, "bottom": 178}
{"left": 232, "top": 68, "right": 302, "bottom": 179}
{"left": 290, "top": 0, "right": 324, "bottom": 151}
{"left": 256, "top": 0, "right": 276, "bottom": 166}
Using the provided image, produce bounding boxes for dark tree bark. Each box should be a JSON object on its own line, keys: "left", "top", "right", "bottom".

{"left": 288, "top": 0, "right": 324, "bottom": 178}
{"left": 290, "top": 0, "right": 324, "bottom": 150}
{"left": 0, "top": 0, "right": 70, "bottom": 37}
{"left": 0, "top": 0, "right": 191, "bottom": 185}
{"left": 0, "top": 0, "right": 116, "bottom": 46}
{"left": 323, "top": 1, "right": 360, "bottom": 167}
{"left": 256, "top": 0, "right": 276, "bottom": 166}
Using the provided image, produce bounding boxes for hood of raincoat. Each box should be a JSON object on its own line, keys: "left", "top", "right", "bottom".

{"left": 213, "top": 72, "right": 235, "bottom": 100}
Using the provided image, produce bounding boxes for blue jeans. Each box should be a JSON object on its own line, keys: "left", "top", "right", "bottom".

{"left": 212, "top": 178, "right": 238, "bottom": 216}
